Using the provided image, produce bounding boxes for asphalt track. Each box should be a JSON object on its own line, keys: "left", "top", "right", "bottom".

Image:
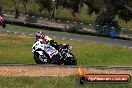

{"left": 0, "top": 27, "right": 132, "bottom": 47}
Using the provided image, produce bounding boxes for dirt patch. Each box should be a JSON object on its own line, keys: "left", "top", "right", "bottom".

{"left": 0, "top": 65, "right": 132, "bottom": 77}
{"left": 0, "top": 66, "right": 77, "bottom": 77}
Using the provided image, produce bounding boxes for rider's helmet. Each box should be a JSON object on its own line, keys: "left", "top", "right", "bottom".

{"left": 0, "top": 14, "right": 4, "bottom": 24}
{"left": 35, "top": 31, "right": 45, "bottom": 41}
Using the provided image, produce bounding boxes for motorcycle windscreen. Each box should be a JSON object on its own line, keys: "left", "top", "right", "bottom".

{"left": 44, "top": 45, "right": 58, "bottom": 58}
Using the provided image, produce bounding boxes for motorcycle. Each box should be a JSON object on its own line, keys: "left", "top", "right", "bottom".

{"left": 32, "top": 39, "right": 77, "bottom": 65}
{"left": 0, "top": 15, "right": 6, "bottom": 28}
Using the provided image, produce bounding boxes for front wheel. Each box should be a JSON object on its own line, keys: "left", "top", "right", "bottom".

{"left": 2, "top": 23, "right": 6, "bottom": 28}
{"left": 34, "top": 52, "right": 48, "bottom": 64}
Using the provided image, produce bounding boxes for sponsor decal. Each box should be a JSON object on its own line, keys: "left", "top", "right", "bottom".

{"left": 77, "top": 67, "right": 131, "bottom": 84}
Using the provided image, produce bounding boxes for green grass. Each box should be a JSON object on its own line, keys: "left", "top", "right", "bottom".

{"left": 0, "top": 32, "right": 35, "bottom": 64}
{"left": 0, "top": 31, "right": 132, "bottom": 66}
{"left": 0, "top": 76, "right": 131, "bottom": 88}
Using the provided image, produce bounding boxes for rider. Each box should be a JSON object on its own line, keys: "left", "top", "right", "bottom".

{"left": 35, "top": 31, "right": 60, "bottom": 51}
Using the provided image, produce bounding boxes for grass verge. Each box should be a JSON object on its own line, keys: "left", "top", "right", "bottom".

{"left": 0, "top": 76, "right": 131, "bottom": 88}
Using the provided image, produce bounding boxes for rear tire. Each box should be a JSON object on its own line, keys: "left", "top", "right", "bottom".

{"left": 64, "top": 53, "right": 77, "bottom": 65}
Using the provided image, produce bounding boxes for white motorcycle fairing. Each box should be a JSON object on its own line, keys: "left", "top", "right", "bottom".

{"left": 36, "top": 51, "right": 43, "bottom": 55}
{"left": 32, "top": 39, "right": 58, "bottom": 58}
{"left": 43, "top": 44, "right": 58, "bottom": 58}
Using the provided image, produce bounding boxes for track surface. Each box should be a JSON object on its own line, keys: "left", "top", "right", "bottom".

{"left": 0, "top": 27, "right": 132, "bottom": 47}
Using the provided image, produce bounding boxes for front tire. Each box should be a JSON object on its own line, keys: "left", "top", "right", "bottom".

{"left": 2, "top": 23, "right": 6, "bottom": 28}
{"left": 34, "top": 52, "right": 48, "bottom": 64}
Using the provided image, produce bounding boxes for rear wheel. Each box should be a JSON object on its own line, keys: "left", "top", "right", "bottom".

{"left": 64, "top": 53, "right": 77, "bottom": 65}
{"left": 34, "top": 52, "right": 48, "bottom": 64}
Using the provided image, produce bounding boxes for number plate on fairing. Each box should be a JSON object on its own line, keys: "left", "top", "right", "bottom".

{"left": 44, "top": 45, "right": 58, "bottom": 58}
